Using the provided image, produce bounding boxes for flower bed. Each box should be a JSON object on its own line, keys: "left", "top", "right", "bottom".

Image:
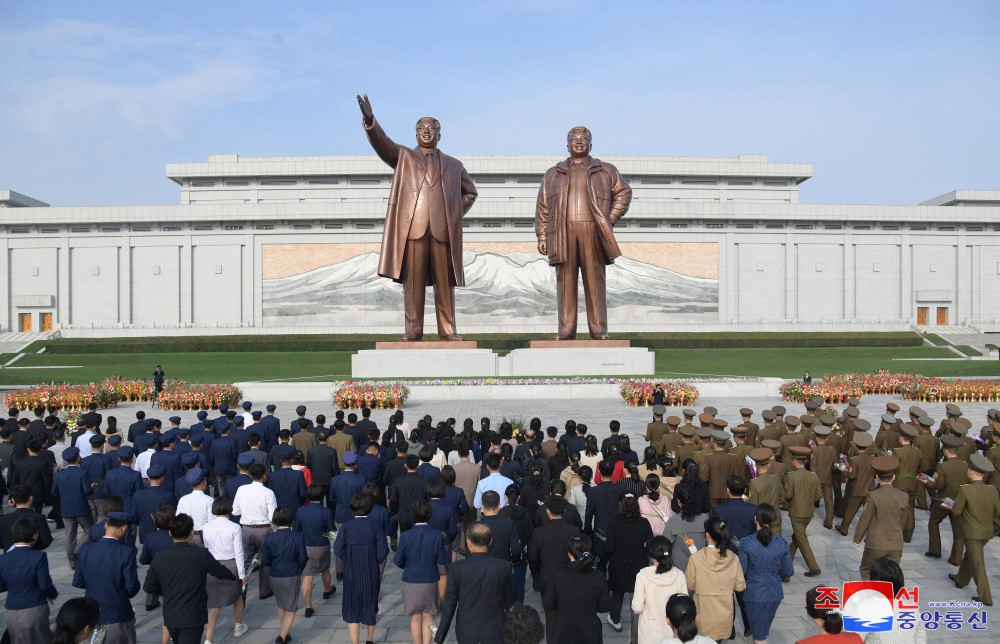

{"left": 333, "top": 382, "right": 410, "bottom": 409}
{"left": 156, "top": 384, "right": 243, "bottom": 410}
{"left": 1, "top": 382, "right": 120, "bottom": 411}
{"left": 780, "top": 370, "right": 1000, "bottom": 403}
{"left": 618, "top": 380, "right": 700, "bottom": 407}
{"left": 103, "top": 376, "right": 184, "bottom": 402}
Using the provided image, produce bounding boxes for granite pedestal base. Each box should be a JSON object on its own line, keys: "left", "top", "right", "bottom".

{"left": 499, "top": 346, "right": 654, "bottom": 376}
{"left": 352, "top": 348, "right": 497, "bottom": 378}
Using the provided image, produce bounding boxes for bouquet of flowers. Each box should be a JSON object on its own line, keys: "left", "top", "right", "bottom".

{"left": 672, "top": 529, "right": 697, "bottom": 554}
{"left": 916, "top": 473, "right": 935, "bottom": 484}
{"left": 745, "top": 455, "right": 758, "bottom": 479}
{"left": 939, "top": 497, "right": 955, "bottom": 510}
{"left": 835, "top": 454, "right": 851, "bottom": 473}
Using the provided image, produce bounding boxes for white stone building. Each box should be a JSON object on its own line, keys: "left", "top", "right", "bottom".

{"left": 2, "top": 154, "right": 999, "bottom": 336}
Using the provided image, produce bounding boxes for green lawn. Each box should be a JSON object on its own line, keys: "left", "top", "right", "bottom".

{"left": 0, "top": 352, "right": 354, "bottom": 386}
{"left": 1, "top": 346, "right": 999, "bottom": 386}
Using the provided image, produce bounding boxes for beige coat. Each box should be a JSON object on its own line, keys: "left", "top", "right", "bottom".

{"left": 632, "top": 565, "right": 688, "bottom": 644}
{"left": 684, "top": 547, "right": 746, "bottom": 641}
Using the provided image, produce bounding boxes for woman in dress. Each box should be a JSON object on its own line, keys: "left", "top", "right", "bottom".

{"left": 631, "top": 535, "right": 688, "bottom": 644}
{"left": 660, "top": 593, "right": 717, "bottom": 644}
{"left": 334, "top": 493, "right": 390, "bottom": 644}
{"left": 293, "top": 485, "right": 336, "bottom": 618}
{"left": 262, "top": 506, "right": 308, "bottom": 644}
{"left": 738, "top": 504, "right": 794, "bottom": 644}
{"left": 541, "top": 535, "right": 612, "bottom": 644}
{"left": 663, "top": 487, "right": 708, "bottom": 572}
{"left": 639, "top": 473, "right": 672, "bottom": 536}
{"left": 203, "top": 496, "right": 248, "bottom": 643}
{"left": 606, "top": 492, "right": 654, "bottom": 633}
{"left": 393, "top": 499, "right": 447, "bottom": 644}
{"left": 797, "top": 586, "right": 862, "bottom": 644}
{"left": 684, "top": 516, "right": 746, "bottom": 642}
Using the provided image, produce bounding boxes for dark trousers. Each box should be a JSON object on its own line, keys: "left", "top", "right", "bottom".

{"left": 928, "top": 505, "right": 964, "bottom": 564}
{"left": 736, "top": 589, "right": 750, "bottom": 633}
{"left": 610, "top": 590, "right": 629, "bottom": 623}
{"left": 167, "top": 625, "right": 203, "bottom": 644}
{"left": 402, "top": 233, "right": 457, "bottom": 338}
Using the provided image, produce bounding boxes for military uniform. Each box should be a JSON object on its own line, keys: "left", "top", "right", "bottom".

{"left": 913, "top": 424, "right": 941, "bottom": 510}
{"left": 784, "top": 447, "right": 822, "bottom": 575}
{"left": 729, "top": 429, "right": 753, "bottom": 480}
{"left": 892, "top": 428, "right": 921, "bottom": 542}
{"left": 854, "top": 456, "right": 909, "bottom": 580}
{"left": 837, "top": 433, "right": 876, "bottom": 536}
{"left": 657, "top": 418, "right": 685, "bottom": 459}
{"left": 810, "top": 428, "right": 838, "bottom": 529}
{"left": 645, "top": 410, "right": 670, "bottom": 452}
{"left": 925, "top": 436, "right": 969, "bottom": 564}
{"left": 739, "top": 409, "right": 759, "bottom": 447}
{"left": 748, "top": 448, "right": 783, "bottom": 537}
{"left": 700, "top": 431, "right": 740, "bottom": 507}
{"left": 950, "top": 454, "right": 1000, "bottom": 606}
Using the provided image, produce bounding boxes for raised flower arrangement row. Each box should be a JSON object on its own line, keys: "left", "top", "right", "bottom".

{"left": 333, "top": 383, "right": 410, "bottom": 410}
{"left": 781, "top": 370, "right": 1000, "bottom": 403}
{"left": 333, "top": 376, "right": 760, "bottom": 387}
{"left": 103, "top": 376, "right": 184, "bottom": 402}
{"left": 156, "top": 384, "right": 243, "bottom": 411}
{"left": 618, "top": 380, "right": 700, "bottom": 407}
{"left": 1, "top": 382, "right": 120, "bottom": 411}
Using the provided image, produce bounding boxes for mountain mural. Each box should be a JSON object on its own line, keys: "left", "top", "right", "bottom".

{"left": 262, "top": 251, "right": 718, "bottom": 327}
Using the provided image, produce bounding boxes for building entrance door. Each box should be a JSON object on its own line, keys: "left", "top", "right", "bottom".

{"left": 936, "top": 307, "right": 948, "bottom": 326}
{"left": 40, "top": 313, "right": 53, "bottom": 332}
{"left": 18, "top": 313, "right": 32, "bottom": 332}
{"left": 916, "top": 307, "right": 928, "bottom": 326}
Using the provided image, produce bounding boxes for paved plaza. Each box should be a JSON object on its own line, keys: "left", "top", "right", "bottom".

{"left": 5, "top": 394, "right": 998, "bottom": 643}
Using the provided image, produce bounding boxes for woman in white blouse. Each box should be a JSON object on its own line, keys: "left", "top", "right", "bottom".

{"left": 203, "top": 496, "right": 249, "bottom": 643}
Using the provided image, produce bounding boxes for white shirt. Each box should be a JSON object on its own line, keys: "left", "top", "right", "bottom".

{"left": 232, "top": 481, "right": 277, "bottom": 526}
{"left": 47, "top": 443, "right": 68, "bottom": 470}
{"left": 176, "top": 490, "right": 214, "bottom": 531}
{"left": 430, "top": 448, "right": 447, "bottom": 470}
{"left": 241, "top": 412, "right": 254, "bottom": 428}
{"left": 75, "top": 431, "right": 96, "bottom": 458}
{"left": 134, "top": 448, "right": 156, "bottom": 477}
{"left": 202, "top": 516, "right": 247, "bottom": 578}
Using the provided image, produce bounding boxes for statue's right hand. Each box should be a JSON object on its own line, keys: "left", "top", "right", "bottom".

{"left": 537, "top": 240, "right": 547, "bottom": 255}
{"left": 357, "top": 94, "right": 374, "bottom": 125}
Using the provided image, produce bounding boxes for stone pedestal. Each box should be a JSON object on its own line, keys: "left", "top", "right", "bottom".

{"left": 375, "top": 340, "right": 478, "bottom": 350}
{"left": 352, "top": 348, "right": 496, "bottom": 378}
{"left": 529, "top": 339, "right": 631, "bottom": 349}
{"left": 499, "top": 346, "right": 654, "bottom": 376}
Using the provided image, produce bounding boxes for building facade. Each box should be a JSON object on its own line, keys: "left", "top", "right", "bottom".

{"left": 2, "top": 154, "right": 999, "bottom": 336}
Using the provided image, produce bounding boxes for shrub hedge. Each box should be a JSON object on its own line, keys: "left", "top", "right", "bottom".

{"left": 41, "top": 331, "right": 924, "bottom": 354}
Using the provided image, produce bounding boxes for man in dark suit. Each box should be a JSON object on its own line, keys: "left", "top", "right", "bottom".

{"left": 356, "top": 407, "right": 378, "bottom": 440}
{"left": 528, "top": 496, "right": 582, "bottom": 642}
{"left": 435, "top": 522, "right": 515, "bottom": 644}
{"left": 584, "top": 459, "right": 623, "bottom": 568}
{"left": 306, "top": 438, "right": 339, "bottom": 507}
{"left": 392, "top": 454, "right": 430, "bottom": 534}
{"left": 73, "top": 512, "right": 141, "bottom": 642}
{"left": 479, "top": 491, "right": 522, "bottom": 563}
{"left": 357, "top": 93, "right": 478, "bottom": 341}
{"left": 132, "top": 465, "right": 175, "bottom": 544}
{"left": 127, "top": 411, "right": 147, "bottom": 445}
{"left": 10, "top": 438, "right": 54, "bottom": 513}
{"left": 105, "top": 447, "right": 144, "bottom": 516}
{"left": 27, "top": 406, "right": 46, "bottom": 435}
{"left": 209, "top": 423, "right": 240, "bottom": 495}
{"left": 50, "top": 446, "right": 93, "bottom": 568}
{"left": 142, "top": 512, "right": 236, "bottom": 644}
{"left": 269, "top": 447, "right": 307, "bottom": 509}
{"left": 80, "top": 402, "right": 103, "bottom": 432}
{"left": 0, "top": 484, "right": 53, "bottom": 550}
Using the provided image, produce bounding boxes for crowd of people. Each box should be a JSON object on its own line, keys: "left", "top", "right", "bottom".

{"left": 0, "top": 397, "right": 997, "bottom": 644}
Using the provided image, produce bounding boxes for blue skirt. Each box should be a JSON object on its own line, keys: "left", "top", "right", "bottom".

{"left": 342, "top": 543, "right": 381, "bottom": 625}
{"left": 745, "top": 600, "right": 782, "bottom": 641}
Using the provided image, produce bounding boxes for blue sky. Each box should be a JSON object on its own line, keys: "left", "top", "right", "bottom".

{"left": 1, "top": 1, "right": 997, "bottom": 206}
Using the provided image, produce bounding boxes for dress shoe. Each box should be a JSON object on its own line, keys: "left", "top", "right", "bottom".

{"left": 145, "top": 601, "right": 160, "bottom": 611}
{"left": 972, "top": 597, "right": 992, "bottom": 606}
{"left": 260, "top": 591, "right": 274, "bottom": 600}
{"left": 336, "top": 573, "right": 344, "bottom": 581}
{"left": 440, "top": 334, "right": 465, "bottom": 341}
{"left": 305, "top": 607, "right": 314, "bottom": 618}
{"left": 401, "top": 333, "right": 421, "bottom": 342}
{"left": 836, "top": 527, "right": 849, "bottom": 537}
{"left": 591, "top": 334, "right": 610, "bottom": 340}
{"left": 924, "top": 552, "right": 941, "bottom": 559}
{"left": 824, "top": 524, "right": 833, "bottom": 530}
{"left": 744, "top": 626, "right": 752, "bottom": 638}
{"left": 781, "top": 576, "right": 790, "bottom": 583}
{"left": 323, "top": 588, "right": 336, "bottom": 599}
{"left": 949, "top": 573, "right": 964, "bottom": 588}
{"left": 805, "top": 569, "right": 822, "bottom": 577}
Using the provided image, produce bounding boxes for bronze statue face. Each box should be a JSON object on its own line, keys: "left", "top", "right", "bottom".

{"left": 415, "top": 117, "right": 441, "bottom": 149}
{"left": 566, "top": 126, "right": 592, "bottom": 159}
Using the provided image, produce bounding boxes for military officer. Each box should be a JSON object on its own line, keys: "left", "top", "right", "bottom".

{"left": 935, "top": 403, "right": 963, "bottom": 437}
{"left": 785, "top": 445, "right": 822, "bottom": 576}
{"left": 748, "top": 447, "right": 784, "bottom": 538}
{"left": 986, "top": 412, "right": 1000, "bottom": 494}
{"left": 692, "top": 427, "right": 714, "bottom": 469}
{"left": 798, "top": 415, "right": 817, "bottom": 447}
{"left": 701, "top": 430, "right": 740, "bottom": 507}
{"left": 658, "top": 416, "right": 685, "bottom": 460}
{"left": 837, "top": 432, "right": 876, "bottom": 536}
{"left": 948, "top": 453, "right": 1000, "bottom": 606}
{"left": 778, "top": 416, "right": 805, "bottom": 466}
{"left": 729, "top": 426, "right": 753, "bottom": 480}
{"left": 913, "top": 415, "right": 940, "bottom": 510}
{"left": 854, "top": 455, "right": 909, "bottom": 580}
{"left": 645, "top": 405, "right": 670, "bottom": 450}
{"left": 922, "top": 434, "right": 968, "bottom": 564}
{"left": 674, "top": 426, "right": 699, "bottom": 468}
{"left": 759, "top": 410, "right": 781, "bottom": 444}
{"left": 739, "top": 408, "right": 760, "bottom": 448}
{"left": 772, "top": 406, "right": 789, "bottom": 435}
{"left": 810, "top": 426, "right": 838, "bottom": 530}
{"left": 875, "top": 413, "right": 901, "bottom": 452}
{"left": 680, "top": 408, "right": 698, "bottom": 434}
{"left": 892, "top": 425, "right": 921, "bottom": 542}
{"left": 761, "top": 440, "right": 787, "bottom": 481}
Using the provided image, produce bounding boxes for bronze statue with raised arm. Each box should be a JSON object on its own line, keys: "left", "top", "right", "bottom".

{"left": 357, "top": 94, "right": 478, "bottom": 341}
{"left": 535, "top": 127, "right": 632, "bottom": 340}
